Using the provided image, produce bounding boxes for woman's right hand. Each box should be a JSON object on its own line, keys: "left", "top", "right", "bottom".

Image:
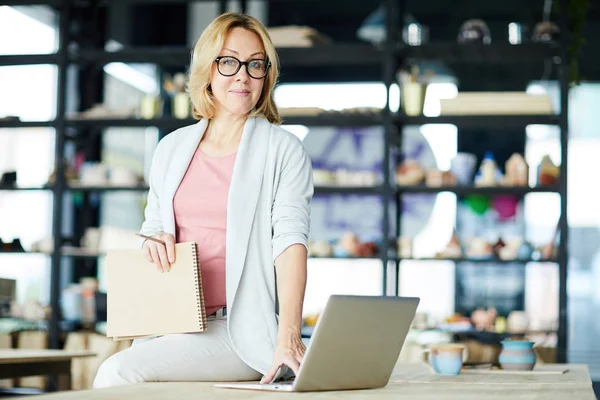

{"left": 142, "top": 232, "right": 176, "bottom": 272}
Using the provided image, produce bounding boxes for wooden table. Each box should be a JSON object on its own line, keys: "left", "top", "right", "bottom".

{"left": 17, "top": 363, "right": 597, "bottom": 399}
{"left": 0, "top": 350, "right": 96, "bottom": 391}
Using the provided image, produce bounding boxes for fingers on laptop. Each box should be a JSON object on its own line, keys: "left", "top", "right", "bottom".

{"left": 261, "top": 366, "right": 279, "bottom": 384}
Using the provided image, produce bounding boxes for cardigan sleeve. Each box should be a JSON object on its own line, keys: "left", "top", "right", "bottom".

{"left": 271, "top": 139, "right": 314, "bottom": 261}
{"left": 138, "top": 141, "right": 166, "bottom": 248}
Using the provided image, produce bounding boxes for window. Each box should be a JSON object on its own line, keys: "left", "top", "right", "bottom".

{"left": 0, "top": 6, "right": 58, "bottom": 304}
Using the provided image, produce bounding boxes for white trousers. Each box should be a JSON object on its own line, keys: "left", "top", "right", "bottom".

{"left": 93, "top": 317, "right": 261, "bottom": 388}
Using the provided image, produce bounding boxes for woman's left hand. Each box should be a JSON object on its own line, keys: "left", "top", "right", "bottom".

{"left": 261, "top": 336, "right": 306, "bottom": 384}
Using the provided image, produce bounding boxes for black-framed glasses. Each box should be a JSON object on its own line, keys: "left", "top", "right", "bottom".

{"left": 214, "top": 56, "right": 270, "bottom": 79}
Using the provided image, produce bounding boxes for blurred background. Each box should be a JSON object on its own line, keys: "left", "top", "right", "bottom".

{"left": 0, "top": 0, "right": 599, "bottom": 395}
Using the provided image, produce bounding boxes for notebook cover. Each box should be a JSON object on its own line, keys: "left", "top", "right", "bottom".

{"left": 105, "top": 242, "right": 207, "bottom": 340}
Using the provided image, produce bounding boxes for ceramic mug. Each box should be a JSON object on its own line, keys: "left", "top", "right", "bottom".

{"left": 426, "top": 344, "right": 465, "bottom": 376}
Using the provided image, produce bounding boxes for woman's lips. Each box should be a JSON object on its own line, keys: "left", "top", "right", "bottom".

{"left": 230, "top": 89, "right": 250, "bottom": 97}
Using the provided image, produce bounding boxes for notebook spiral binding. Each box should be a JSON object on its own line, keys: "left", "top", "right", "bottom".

{"left": 191, "top": 242, "right": 207, "bottom": 331}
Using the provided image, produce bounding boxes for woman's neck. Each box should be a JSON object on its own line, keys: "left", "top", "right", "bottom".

{"left": 199, "top": 113, "right": 248, "bottom": 155}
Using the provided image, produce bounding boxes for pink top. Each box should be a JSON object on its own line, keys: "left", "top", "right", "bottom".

{"left": 173, "top": 147, "right": 236, "bottom": 316}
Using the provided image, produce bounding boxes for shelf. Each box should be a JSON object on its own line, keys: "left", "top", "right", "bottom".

{"left": 402, "top": 42, "right": 560, "bottom": 63}
{"left": 62, "top": 114, "right": 560, "bottom": 131}
{"left": 397, "top": 186, "right": 559, "bottom": 195}
{"left": 1, "top": 185, "right": 149, "bottom": 193}
{"left": 2, "top": 185, "right": 150, "bottom": 193}
{"left": 423, "top": 327, "right": 557, "bottom": 338}
{"left": 71, "top": 45, "right": 384, "bottom": 82}
{"left": 1, "top": 253, "right": 556, "bottom": 264}
{"left": 314, "top": 185, "right": 383, "bottom": 195}
{"left": 73, "top": 47, "right": 190, "bottom": 67}
{"left": 398, "top": 257, "right": 558, "bottom": 264}
{"left": 301, "top": 325, "right": 555, "bottom": 340}
{"left": 116, "top": 0, "right": 323, "bottom": 3}
{"left": 0, "top": 251, "right": 48, "bottom": 256}
{"left": 0, "top": 0, "right": 62, "bottom": 6}
{"left": 0, "top": 119, "right": 58, "bottom": 128}
{"left": 116, "top": 0, "right": 222, "bottom": 2}
{"left": 282, "top": 113, "right": 383, "bottom": 127}
{"left": 73, "top": 44, "right": 383, "bottom": 67}
{"left": 400, "top": 115, "right": 560, "bottom": 129}
{"left": 2, "top": 247, "right": 109, "bottom": 258}
{"left": 65, "top": 185, "right": 149, "bottom": 192}
{"left": 0, "top": 53, "right": 59, "bottom": 67}
{"left": 309, "top": 255, "right": 381, "bottom": 260}
{"left": 61, "top": 247, "right": 103, "bottom": 258}
{"left": 0, "top": 186, "right": 52, "bottom": 191}
{"left": 72, "top": 43, "right": 554, "bottom": 69}
{"left": 66, "top": 114, "right": 385, "bottom": 130}
{"left": 65, "top": 117, "right": 194, "bottom": 130}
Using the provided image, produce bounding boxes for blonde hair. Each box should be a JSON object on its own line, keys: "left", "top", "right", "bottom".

{"left": 187, "top": 12, "right": 281, "bottom": 124}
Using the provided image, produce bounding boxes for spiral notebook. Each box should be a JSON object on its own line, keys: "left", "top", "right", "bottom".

{"left": 105, "top": 241, "right": 207, "bottom": 341}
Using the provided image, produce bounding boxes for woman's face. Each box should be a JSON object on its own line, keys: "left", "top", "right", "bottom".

{"left": 210, "top": 27, "right": 267, "bottom": 118}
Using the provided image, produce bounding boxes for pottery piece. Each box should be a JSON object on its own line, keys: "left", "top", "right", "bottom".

{"left": 471, "top": 307, "right": 497, "bottom": 331}
{"left": 532, "top": 22, "right": 560, "bottom": 42}
{"left": 498, "top": 238, "right": 523, "bottom": 260}
{"left": 542, "top": 241, "right": 558, "bottom": 260}
{"left": 538, "top": 155, "right": 559, "bottom": 186}
{"left": 312, "top": 169, "right": 335, "bottom": 185}
{"left": 426, "top": 169, "right": 457, "bottom": 187}
{"left": 507, "top": 311, "right": 529, "bottom": 333}
{"left": 495, "top": 316, "right": 507, "bottom": 333}
{"left": 140, "top": 95, "right": 162, "bottom": 119}
{"left": 450, "top": 153, "right": 477, "bottom": 185}
{"left": 309, "top": 240, "right": 333, "bottom": 258}
{"left": 503, "top": 153, "right": 529, "bottom": 186}
{"left": 458, "top": 19, "right": 491, "bottom": 44}
{"left": 401, "top": 82, "right": 427, "bottom": 116}
{"left": 517, "top": 241, "right": 534, "bottom": 259}
{"left": 395, "top": 160, "right": 425, "bottom": 186}
{"left": 436, "top": 232, "right": 462, "bottom": 259}
{"left": 427, "top": 344, "right": 465, "bottom": 376}
{"left": 465, "top": 238, "right": 494, "bottom": 259}
{"left": 499, "top": 340, "right": 536, "bottom": 371}
{"left": 397, "top": 236, "right": 413, "bottom": 258}
{"left": 172, "top": 92, "right": 191, "bottom": 119}
{"left": 493, "top": 238, "right": 505, "bottom": 257}
{"left": 357, "top": 241, "right": 378, "bottom": 258}
{"left": 425, "top": 169, "right": 444, "bottom": 187}
{"left": 337, "top": 232, "right": 361, "bottom": 257}
{"left": 475, "top": 152, "right": 501, "bottom": 187}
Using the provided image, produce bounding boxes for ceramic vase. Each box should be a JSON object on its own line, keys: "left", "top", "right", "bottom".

{"left": 499, "top": 340, "right": 536, "bottom": 371}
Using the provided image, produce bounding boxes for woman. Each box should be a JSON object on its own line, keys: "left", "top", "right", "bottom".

{"left": 93, "top": 12, "right": 313, "bottom": 388}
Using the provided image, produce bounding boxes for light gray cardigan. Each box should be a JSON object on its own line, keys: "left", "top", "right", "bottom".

{"left": 139, "top": 116, "right": 314, "bottom": 375}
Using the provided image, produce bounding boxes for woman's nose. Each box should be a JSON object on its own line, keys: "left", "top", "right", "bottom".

{"left": 235, "top": 65, "right": 250, "bottom": 81}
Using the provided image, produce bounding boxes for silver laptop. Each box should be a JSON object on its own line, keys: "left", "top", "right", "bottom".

{"left": 215, "top": 294, "right": 420, "bottom": 392}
